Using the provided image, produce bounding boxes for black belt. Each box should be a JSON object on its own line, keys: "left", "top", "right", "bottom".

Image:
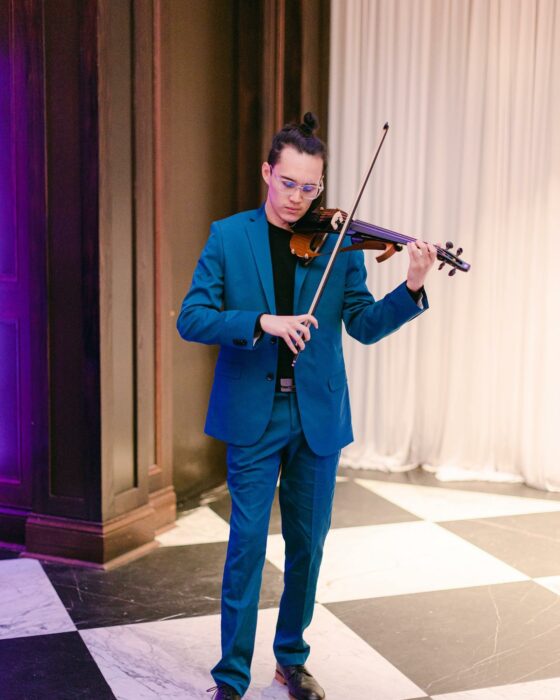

{"left": 279, "top": 377, "right": 296, "bottom": 393}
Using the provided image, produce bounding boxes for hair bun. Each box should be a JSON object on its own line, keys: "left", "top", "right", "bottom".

{"left": 301, "top": 112, "right": 319, "bottom": 136}
{"left": 267, "top": 112, "right": 327, "bottom": 166}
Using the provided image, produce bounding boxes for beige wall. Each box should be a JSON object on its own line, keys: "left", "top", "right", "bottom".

{"left": 160, "top": 0, "right": 235, "bottom": 497}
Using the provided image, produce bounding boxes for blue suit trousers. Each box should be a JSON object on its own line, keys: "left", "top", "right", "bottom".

{"left": 211, "top": 392, "right": 340, "bottom": 695}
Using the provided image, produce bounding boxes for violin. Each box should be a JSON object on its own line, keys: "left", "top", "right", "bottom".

{"left": 291, "top": 122, "right": 470, "bottom": 367}
{"left": 290, "top": 207, "right": 470, "bottom": 276}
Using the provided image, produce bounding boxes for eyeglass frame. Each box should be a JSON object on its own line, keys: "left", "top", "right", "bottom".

{"left": 269, "top": 167, "right": 324, "bottom": 200}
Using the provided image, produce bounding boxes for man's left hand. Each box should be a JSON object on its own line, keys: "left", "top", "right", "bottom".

{"left": 406, "top": 240, "right": 438, "bottom": 292}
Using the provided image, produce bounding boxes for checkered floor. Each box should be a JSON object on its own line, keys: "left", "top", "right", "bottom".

{"left": 3, "top": 468, "right": 560, "bottom": 699}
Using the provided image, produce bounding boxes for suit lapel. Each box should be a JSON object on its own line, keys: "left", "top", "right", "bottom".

{"left": 245, "top": 207, "right": 276, "bottom": 314}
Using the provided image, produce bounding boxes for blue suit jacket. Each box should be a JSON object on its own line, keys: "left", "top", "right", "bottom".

{"left": 177, "top": 206, "right": 427, "bottom": 456}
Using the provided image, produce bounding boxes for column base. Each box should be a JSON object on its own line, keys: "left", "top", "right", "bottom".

{"left": 0, "top": 506, "right": 29, "bottom": 546}
{"left": 149, "top": 484, "right": 177, "bottom": 534}
{"left": 23, "top": 503, "right": 159, "bottom": 569}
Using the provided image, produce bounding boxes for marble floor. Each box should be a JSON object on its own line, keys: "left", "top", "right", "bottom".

{"left": 3, "top": 468, "right": 560, "bottom": 699}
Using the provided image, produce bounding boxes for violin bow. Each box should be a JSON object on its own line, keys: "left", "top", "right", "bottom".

{"left": 292, "top": 122, "right": 390, "bottom": 367}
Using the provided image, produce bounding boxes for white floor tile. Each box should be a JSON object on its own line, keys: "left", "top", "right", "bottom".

{"left": 156, "top": 506, "right": 230, "bottom": 547}
{"left": 533, "top": 575, "right": 560, "bottom": 595}
{"left": 281, "top": 605, "right": 424, "bottom": 700}
{"left": 80, "top": 616, "right": 213, "bottom": 699}
{"left": 80, "top": 605, "right": 423, "bottom": 700}
{"left": 432, "top": 676, "right": 560, "bottom": 699}
{"left": 355, "top": 480, "right": 560, "bottom": 522}
{"left": 0, "top": 558, "right": 75, "bottom": 640}
{"left": 266, "top": 521, "right": 528, "bottom": 603}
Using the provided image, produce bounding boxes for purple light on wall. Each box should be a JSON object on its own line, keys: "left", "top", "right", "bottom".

{"left": 0, "top": 322, "right": 18, "bottom": 477}
{"left": 0, "top": 14, "right": 20, "bottom": 478}
{"left": 0, "top": 15, "right": 14, "bottom": 275}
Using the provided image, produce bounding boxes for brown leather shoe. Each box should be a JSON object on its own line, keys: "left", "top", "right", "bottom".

{"left": 207, "top": 683, "right": 241, "bottom": 700}
{"left": 274, "top": 663, "right": 326, "bottom": 700}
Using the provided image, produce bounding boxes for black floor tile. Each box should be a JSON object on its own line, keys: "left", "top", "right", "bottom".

{"left": 331, "top": 479, "right": 419, "bottom": 527}
{"left": 0, "top": 631, "right": 115, "bottom": 699}
{"left": 209, "top": 489, "right": 283, "bottom": 535}
{"left": 207, "top": 491, "right": 231, "bottom": 524}
{"left": 208, "top": 477, "right": 419, "bottom": 534}
{"left": 338, "top": 466, "right": 427, "bottom": 483}
{"left": 442, "top": 511, "right": 560, "bottom": 577}
{"left": 326, "top": 581, "right": 560, "bottom": 695}
{"left": 43, "top": 541, "right": 285, "bottom": 629}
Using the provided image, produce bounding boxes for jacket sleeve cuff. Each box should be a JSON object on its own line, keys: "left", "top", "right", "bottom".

{"left": 229, "top": 310, "right": 265, "bottom": 349}
{"left": 406, "top": 284, "right": 426, "bottom": 309}
{"left": 397, "top": 281, "right": 429, "bottom": 312}
{"left": 253, "top": 313, "right": 266, "bottom": 346}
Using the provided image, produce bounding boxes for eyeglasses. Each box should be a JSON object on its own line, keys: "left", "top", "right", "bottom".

{"left": 270, "top": 169, "right": 324, "bottom": 200}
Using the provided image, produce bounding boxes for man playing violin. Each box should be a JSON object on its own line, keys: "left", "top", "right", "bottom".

{"left": 177, "top": 113, "right": 437, "bottom": 700}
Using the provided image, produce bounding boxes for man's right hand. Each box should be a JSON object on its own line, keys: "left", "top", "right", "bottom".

{"left": 259, "top": 314, "right": 319, "bottom": 354}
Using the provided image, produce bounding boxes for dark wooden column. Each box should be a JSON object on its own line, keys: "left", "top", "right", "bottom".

{"left": 94, "top": 0, "right": 176, "bottom": 548}
{"left": 0, "top": 0, "right": 176, "bottom": 567}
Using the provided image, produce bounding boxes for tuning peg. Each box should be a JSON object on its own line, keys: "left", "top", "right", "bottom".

{"left": 446, "top": 241, "right": 453, "bottom": 249}
{"left": 456, "top": 247, "right": 463, "bottom": 256}
{"left": 448, "top": 268, "right": 457, "bottom": 277}
{"left": 438, "top": 262, "right": 446, "bottom": 271}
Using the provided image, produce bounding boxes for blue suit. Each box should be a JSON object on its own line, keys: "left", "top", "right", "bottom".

{"left": 177, "top": 205, "right": 427, "bottom": 694}
{"left": 177, "top": 206, "right": 427, "bottom": 455}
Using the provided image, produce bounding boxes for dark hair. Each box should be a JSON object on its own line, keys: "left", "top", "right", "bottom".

{"left": 267, "top": 112, "right": 327, "bottom": 167}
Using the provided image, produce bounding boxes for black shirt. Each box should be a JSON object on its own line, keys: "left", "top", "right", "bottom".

{"left": 267, "top": 222, "right": 297, "bottom": 388}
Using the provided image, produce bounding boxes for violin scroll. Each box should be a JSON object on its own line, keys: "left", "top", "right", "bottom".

{"left": 435, "top": 241, "right": 469, "bottom": 275}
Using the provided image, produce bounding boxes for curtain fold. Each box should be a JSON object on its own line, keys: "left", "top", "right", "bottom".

{"left": 329, "top": 0, "right": 560, "bottom": 490}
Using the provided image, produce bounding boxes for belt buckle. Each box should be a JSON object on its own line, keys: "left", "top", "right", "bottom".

{"left": 279, "top": 378, "right": 296, "bottom": 393}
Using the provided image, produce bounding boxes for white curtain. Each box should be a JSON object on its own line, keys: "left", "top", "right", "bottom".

{"left": 328, "top": 0, "right": 560, "bottom": 490}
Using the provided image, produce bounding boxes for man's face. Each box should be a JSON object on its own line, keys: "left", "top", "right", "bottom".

{"left": 261, "top": 146, "right": 324, "bottom": 229}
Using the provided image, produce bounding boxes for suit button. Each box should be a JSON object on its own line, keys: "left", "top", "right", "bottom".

{"left": 233, "top": 338, "right": 247, "bottom": 347}
{"left": 266, "top": 373, "right": 274, "bottom": 381}
{"left": 270, "top": 337, "right": 277, "bottom": 345}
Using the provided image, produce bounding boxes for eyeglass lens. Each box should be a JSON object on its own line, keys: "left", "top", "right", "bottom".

{"left": 275, "top": 173, "right": 323, "bottom": 199}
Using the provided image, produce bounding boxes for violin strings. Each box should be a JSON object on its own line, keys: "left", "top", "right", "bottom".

{"left": 351, "top": 219, "right": 417, "bottom": 245}
{"left": 349, "top": 219, "right": 449, "bottom": 254}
